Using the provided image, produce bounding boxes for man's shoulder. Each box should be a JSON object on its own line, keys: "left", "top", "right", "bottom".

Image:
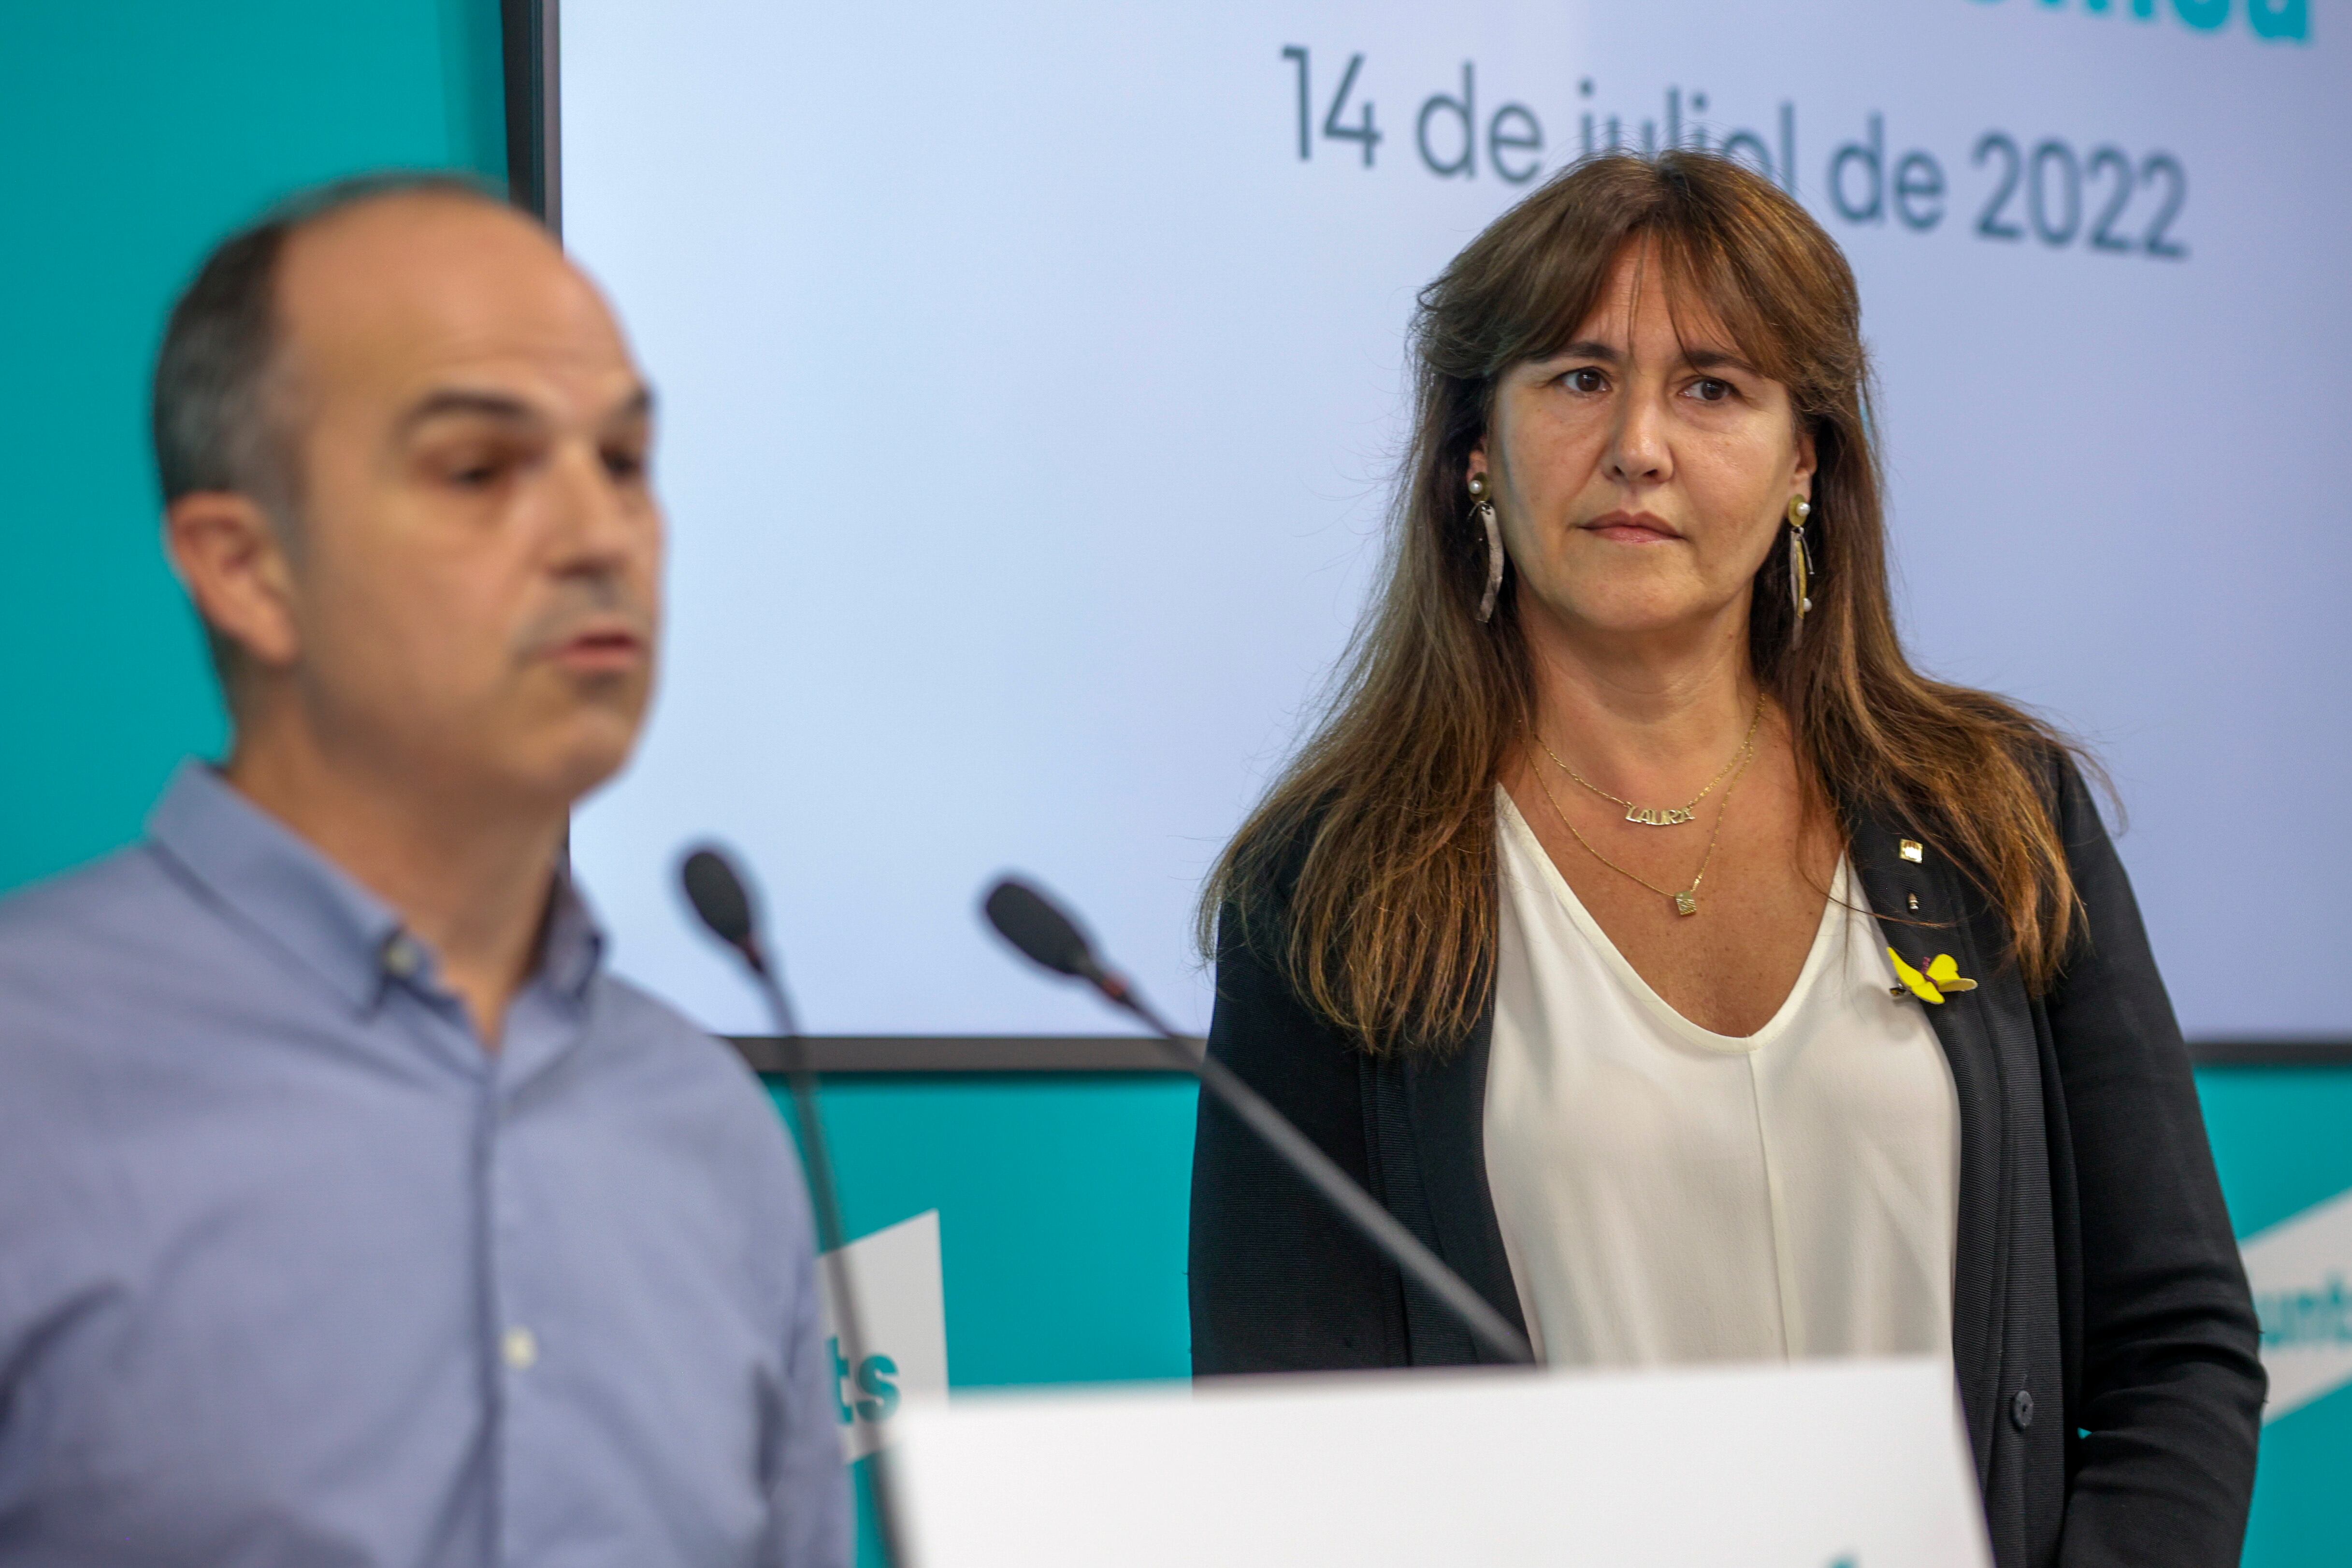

{"left": 583, "top": 972, "right": 796, "bottom": 1152}
{"left": 0, "top": 845, "right": 233, "bottom": 1149}
{"left": 0, "top": 842, "right": 204, "bottom": 980}
{"left": 589, "top": 971, "right": 739, "bottom": 1063}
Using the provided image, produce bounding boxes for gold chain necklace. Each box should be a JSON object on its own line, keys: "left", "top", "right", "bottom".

{"left": 1528, "top": 721, "right": 1760, "bottom": 917}
{"left": 1536, "top": 691, "right": 1764, "bottom": 827}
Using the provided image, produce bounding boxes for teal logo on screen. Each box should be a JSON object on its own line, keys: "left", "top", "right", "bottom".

{"left": 2257, "top": 1276, "right": 2352, "bottom": 1350}
{"left": 1972, "top": 0, "right": 2307, "bottom": 42}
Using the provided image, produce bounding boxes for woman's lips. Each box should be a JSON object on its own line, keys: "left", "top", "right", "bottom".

{"left": 1583, "top": 512, "right": 1682, "bottom": 545}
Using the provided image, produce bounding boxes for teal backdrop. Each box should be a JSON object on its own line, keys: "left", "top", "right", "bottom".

{"left": 794, "top": 1068, "right": 2352, "bottom": 1568}
{"left": 2195, "top": 1069, "right": 2352, "bottom": 1566}
{"left": 0, "top": 0, "right": 504, "bottom": 894}
{"left": 1, "top": 5, "right": 2342, "bottom": 1565}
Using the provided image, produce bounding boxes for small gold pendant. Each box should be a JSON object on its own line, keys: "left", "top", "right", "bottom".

{"left": 1674, "top": 892, "right": 1698, "bottom": 916}
{"left": 1625, "top": 805, "right": 1696, "bottom": 827}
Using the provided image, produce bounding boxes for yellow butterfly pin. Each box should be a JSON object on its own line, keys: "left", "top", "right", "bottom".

{"left": 1888, "top": 949, "right": 1978, "bottom": 1004}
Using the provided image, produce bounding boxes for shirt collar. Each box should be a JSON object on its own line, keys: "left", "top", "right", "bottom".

{"left": 146, "top": 761, "right": 605, "bottom": 1017}
{"left": 539, "top": 862, "right": 606, "bottom": 1006}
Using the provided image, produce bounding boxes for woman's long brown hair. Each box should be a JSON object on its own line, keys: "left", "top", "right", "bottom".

{"left": 1203, "top": 150, "right": 2089, "bottom": 1054}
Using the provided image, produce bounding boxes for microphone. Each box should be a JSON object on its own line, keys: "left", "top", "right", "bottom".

{"left": 682, "top": 847, "right": 759, "bottom": 959}
{"left": 981, "top": 877, "right": 1535, "bottom": 1367}
{"left": 680, "top": 846, "right": 906, "bottom": 1565}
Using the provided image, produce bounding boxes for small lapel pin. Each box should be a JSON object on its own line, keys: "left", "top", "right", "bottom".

{"left": 1899, "top": 838, "right": 1924, "bottom": 863}
{"left": 1889, "top": 949, "right": 1977, "bottom": 1004}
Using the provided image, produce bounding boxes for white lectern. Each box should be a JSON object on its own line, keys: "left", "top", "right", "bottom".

{"left": 894, "top": 1356, "right": 1990, "bottom": 1568}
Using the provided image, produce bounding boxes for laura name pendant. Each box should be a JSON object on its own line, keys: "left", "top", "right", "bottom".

{"left": 1625, "top": 805, "right": 1697, "bottom": 827}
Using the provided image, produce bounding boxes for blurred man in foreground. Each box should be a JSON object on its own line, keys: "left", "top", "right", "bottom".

{"left": 0, "top": 177, "right": 848, "bottom": 1566}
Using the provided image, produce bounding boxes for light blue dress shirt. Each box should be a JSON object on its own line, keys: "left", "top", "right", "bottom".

{"left": 0, "top": 764, "right": 850, "bottom": 1567}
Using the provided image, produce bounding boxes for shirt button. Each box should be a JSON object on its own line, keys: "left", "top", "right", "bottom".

{"left": 382, "top": 935, "right": 424, "bottom": 980}
{"left": 2010, "top": 1389, "right": 2035, "bottom": 1431}
{"left": 503, "top": 1326, "right": 539, "bottom": 1371}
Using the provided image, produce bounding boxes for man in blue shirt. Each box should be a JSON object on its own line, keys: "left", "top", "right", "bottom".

{"left": 0, "top": 177, "right": 850, "bottom": 1565}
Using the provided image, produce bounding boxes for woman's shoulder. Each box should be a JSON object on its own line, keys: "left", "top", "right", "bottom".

{"left": 1831, "top": 683, "right": 2098, "bottom": 831}
{"left": 1990, "top": 721, "right": 2108, "bottom": 850}
{"left": 1214, "top": 796, "right": 1329, "bottom": 961}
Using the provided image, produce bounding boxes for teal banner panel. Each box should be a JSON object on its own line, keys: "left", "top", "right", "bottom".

{"left": 794, "top": 1064, "right": 2351, "bottom": 1566}
{"left": 2198, "top": 1065, "right": 2352, "bottom": 1568}
{"left": 781, "top": 1074, "right": 1198, "bottom": 1565}
{"left": 783, "top": 1074, "right": 1198, "bottom": 1390}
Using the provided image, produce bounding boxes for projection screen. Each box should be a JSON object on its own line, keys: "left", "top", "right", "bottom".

{"left": 556, "top": 0, "right": 2347, "bottom": 1042}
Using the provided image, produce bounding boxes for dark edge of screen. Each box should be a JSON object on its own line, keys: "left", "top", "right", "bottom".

{"left": 2183, "top": 1039, "right": 2352, "bottom": 1067}
{"left": 728, "top": 1037, "right": 1206, "bottom": 1075}
{"left": 722, "top": 1036, "right": 2352, "bottom": 1074}
{"left": 501, "top": 0, "right": 560, "bottom": 231}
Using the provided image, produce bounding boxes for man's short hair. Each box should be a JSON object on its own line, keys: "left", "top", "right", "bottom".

{"left": 150, "top": 172, "right": 519, "bottom": 691}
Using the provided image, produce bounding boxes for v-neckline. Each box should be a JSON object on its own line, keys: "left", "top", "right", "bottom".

{"left": 1497, "top": 788, "right": 1849, "bottom": 1055}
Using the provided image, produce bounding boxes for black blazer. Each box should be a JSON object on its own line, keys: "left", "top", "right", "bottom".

{"left": 1189, "top": 760, "right": 2263, "bottom": 1568}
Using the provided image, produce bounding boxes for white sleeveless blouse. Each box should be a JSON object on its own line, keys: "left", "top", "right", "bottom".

{"left": 1484, "top": 790, "right": 1961, "bottom": 1368}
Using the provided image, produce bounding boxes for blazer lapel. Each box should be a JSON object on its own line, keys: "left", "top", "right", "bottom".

{"left": 1846, "top": 801, "right": 2006, "bottom": 1489}
{"left": 1397, "top": 1006, "right": 1531, "bottom": 1366}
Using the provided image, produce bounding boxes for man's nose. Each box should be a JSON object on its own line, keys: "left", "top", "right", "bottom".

{"left": 546, "top": 441, "right": 644, "bottom": 572}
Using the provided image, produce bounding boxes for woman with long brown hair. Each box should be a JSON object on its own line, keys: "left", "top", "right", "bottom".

{"left": 1189, "top": 151, "right": 2260, "bottom": 1567}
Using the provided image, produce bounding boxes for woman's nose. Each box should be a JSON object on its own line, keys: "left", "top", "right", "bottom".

{"left": 1605, "top": 395, "right": 1672, "bottom": 484}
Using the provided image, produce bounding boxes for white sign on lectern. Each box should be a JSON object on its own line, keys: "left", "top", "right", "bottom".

{"left": 818, "top": 1210, "right": 949, "bottom": 1462}
{"left": 894, "top": 1356, "right": 1989, "bottom": 1568}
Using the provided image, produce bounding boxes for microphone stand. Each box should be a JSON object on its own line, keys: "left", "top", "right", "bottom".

{"left": 1082, "top": 965, "right": 1535, "bottom": 1368}
{"left": 727, "top": 933, "right": 908, "bottom": 1566}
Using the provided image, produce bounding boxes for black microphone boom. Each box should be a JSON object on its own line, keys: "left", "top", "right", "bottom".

{"left": 980, "top": 876, "right": 1535, "bottom": 1367}
{"left": 679, "top": 844, "right": 906, "bottom": 1565}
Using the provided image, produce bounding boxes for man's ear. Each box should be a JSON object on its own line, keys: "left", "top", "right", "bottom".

{"left": 165, "top": 492, "right": 301, "bottom": 671}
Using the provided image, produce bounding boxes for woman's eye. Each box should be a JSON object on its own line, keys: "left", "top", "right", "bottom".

{"left": 1688, "top": 377, "right": 1734, "bottom": 403}
{"left": 1563, "top": 367, "right": 1608, "bottom": 394}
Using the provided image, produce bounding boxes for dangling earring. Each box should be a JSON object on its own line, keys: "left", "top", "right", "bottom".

{"left": 1785, "top": 495, "right": 1815, "bottom": 648}
{"left": 1469, "top": 472, "right": 1505, "bottom": 623}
